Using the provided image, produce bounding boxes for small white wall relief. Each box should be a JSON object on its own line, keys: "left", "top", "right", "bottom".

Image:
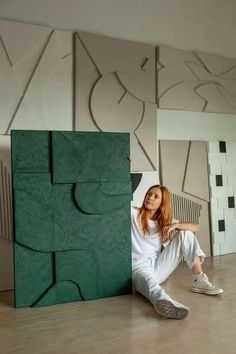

{"left": 0, "top": 20, "right": 73, "bottom": 134}
{"left": 75, "top": 32, "right": 157, "bottom": 172}
{"left": 0, "top": 135, "right": 13, "bottom": 290}
{"left": 158, "top": 46, "right": 236, "bottom": 114}
{"left": 208, "top": 141, "right": 236, "bottom": 255}
{"left": 0, "top": 136, "right": 12, "bottom": 242}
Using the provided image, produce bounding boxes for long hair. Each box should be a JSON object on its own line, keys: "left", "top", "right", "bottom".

{"left": 138, "top": 184, "right": 172, "bottom": 243}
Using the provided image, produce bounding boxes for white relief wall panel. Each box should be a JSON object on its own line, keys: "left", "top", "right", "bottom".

{"left": 0, "top": 135, "right": 13, "bottom": 291}
{"left": 0, "top": 20, "right": 73, "bottom": 134}
{"left": 75, "top": 32, "right": 157, "bottom": 172}
{"left": 158, "top": 46, "right": 236, "bottom": 114}
{"left": 0, "top": 136, "right": 12, "bottom": 242}
{"left": 208, "top": 141, "right": 236, "bottom": 255}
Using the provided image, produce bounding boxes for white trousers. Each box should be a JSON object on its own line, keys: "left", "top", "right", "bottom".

{"left": 132, "top": 230, "right": 206, "bottom": 305}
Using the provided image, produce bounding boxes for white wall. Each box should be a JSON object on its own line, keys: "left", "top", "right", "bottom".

{"left": 1, "top": 0, "right": 236, "bottom": 58}
{"left": 157, "top": 109, "right": 236, "bottom": 141}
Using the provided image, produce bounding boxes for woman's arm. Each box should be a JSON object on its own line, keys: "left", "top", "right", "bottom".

{"left": 174, "top": 222, "right": 199, "bottom": 233}
{"left": 162, "top": 222, "right": 200, "bottom": 243}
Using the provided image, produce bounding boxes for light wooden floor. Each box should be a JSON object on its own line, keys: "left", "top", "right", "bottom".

{"left": 0, "top": 253, "right": 235, "bottom": 354}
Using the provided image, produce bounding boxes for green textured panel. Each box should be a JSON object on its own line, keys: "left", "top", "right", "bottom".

{"left": 74, "top": 182, "right": 132, "bottom": 214}
{"left": 13, "top": 174, "right": 54, "bottom": 251}
{"left": 34, "top": 282, "right": 83, "bottom": 307}
{"left": 11, "top": 130, "right": 50, "bottom": 173}
{"left": 12, "top": 130, "right": 132, "bottom": 308}
{"left": 52, "top": 131, "right": 130, "bottom": 183}
{"left": 56, "top": 250, "right": 99, "bottom": 300}
{"left": 53, "top": 185, "right": 131, "bottom": 253}
{"left": 14, "top": 243, "right": 53, "bottom": 308}
{"left": 13, "top": 178, "right": 131, "bottom": 252}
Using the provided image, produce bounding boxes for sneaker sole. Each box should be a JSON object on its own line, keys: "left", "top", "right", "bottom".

{"left": 192, "top": 288, "right": 224, "bottom": 295}
{"left": 154, "top": 300, "right": 189, "bottom": 320}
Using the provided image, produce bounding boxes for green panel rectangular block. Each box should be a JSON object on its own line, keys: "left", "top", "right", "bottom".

{"left": 11, "top": 130, "right": 132, "bottom": 308}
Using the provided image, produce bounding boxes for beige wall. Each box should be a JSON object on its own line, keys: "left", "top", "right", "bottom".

{"left": 1, "top": 0, "right": 236, "bottom": 58}
{"left": 157, "top": 109, "right": 236, "bottom": 141}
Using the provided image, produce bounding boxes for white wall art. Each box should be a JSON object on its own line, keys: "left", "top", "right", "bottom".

{"left": 0, "top": 20, "right": 73, "bottom": 134}
{"left": 75, "top": 32, "right": 157, "bottom": 172}
{"left": 208, "top": 141, "right": 236, "bottom": 255}
{"left": 0, "top": 135, "right": 13, "bottom": 290}
{"left": 158, "top": 46, "right": 236, "bottom": 114}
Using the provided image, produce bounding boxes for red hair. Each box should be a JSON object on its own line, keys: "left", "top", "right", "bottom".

{"left": 138, "top": 184, "right": 172, "bottom": 244}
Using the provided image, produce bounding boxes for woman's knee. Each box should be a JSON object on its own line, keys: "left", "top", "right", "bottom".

{"left": 179, "top": 229, "right": 194, "bottom": 236}
{"left": 171, "top": 230, "right": 197, "bottom": 252}
{"left": 177, "top": 229, "right": 195, "bottom": 241}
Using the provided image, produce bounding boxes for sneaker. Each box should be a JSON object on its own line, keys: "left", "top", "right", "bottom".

{"left": 192, "top": 272, "right": 223, "bottom": 295}
{"left": 154, "top": 299, "right": 189, "bottom": 320}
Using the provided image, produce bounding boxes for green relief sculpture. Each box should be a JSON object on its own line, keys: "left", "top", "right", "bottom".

{"left": 12, "top": 130, "right": 132, "bottom": 307}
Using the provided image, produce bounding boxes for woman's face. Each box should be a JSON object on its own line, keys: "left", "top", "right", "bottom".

{"left": 144, "top": 187, "right": 162, "bottom": 212}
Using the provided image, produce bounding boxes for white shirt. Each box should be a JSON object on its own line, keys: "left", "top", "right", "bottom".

{"left": 131, "top": 206, "right": 162, "bottom": 263}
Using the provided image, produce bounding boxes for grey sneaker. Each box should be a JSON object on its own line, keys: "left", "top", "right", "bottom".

{"left": 154, "top": 299, "right": 189, "bottom": 320}
{"left": 192, "top": 273, "right": 223, "bottom": 295}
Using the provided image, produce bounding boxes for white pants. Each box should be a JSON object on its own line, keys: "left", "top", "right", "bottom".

{"left": 132, "top": 230, "right": 206, "bottom": 305}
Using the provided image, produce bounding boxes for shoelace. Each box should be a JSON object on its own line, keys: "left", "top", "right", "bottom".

{"left": 200, "top": 275, "right": 218, "bottom": 290}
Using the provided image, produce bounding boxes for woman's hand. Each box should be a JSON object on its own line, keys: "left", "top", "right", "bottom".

{"left": 162, "top": 222, "right": 200, "bottom": 243}
{"left": 162, "top": 223, "right": 178, "bottom": 243}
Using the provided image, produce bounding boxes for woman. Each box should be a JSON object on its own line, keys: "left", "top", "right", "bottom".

{"left": 131, "top": 184, "right": 223, "bottom": 320}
